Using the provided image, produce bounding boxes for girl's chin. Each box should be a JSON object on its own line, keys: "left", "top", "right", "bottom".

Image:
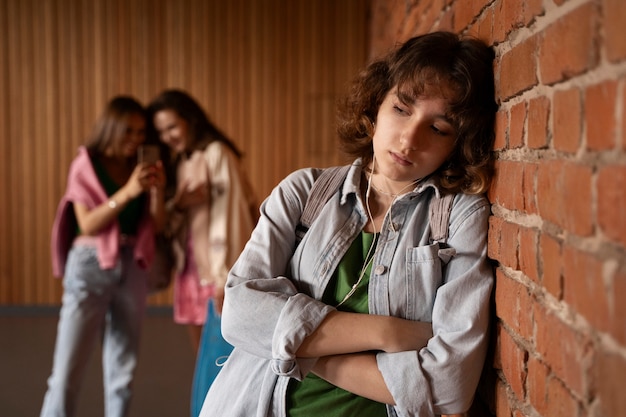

{"left": 124, "top": 147, "right": 139, "bottom": 158}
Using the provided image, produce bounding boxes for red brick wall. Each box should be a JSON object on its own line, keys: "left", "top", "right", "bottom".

{"left": 369, "top": 0, "right": 626, "bottom": 416}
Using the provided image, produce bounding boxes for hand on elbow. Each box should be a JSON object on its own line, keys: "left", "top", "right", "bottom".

{"left": 381, "top": 316, "right": 433, "bottom": 353}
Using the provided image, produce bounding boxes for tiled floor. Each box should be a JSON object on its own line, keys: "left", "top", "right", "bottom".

{"left": 0, "top": 307, "right": 195, "bottom": 417}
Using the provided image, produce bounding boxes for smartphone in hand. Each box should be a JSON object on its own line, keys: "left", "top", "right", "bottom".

{"left": 137, "top": 145, "right": 160, "bottom": 165}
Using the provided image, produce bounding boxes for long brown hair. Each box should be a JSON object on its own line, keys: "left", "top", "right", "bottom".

{"left": 85, "top": 95, "right": 146, "bottom": 157}
{"left": 146, "top": 89, "right": 242, "bottom": 158}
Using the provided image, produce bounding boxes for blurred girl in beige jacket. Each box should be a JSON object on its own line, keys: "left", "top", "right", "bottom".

{"left": 148, "top": 89, "right": 258, "bottom": 352}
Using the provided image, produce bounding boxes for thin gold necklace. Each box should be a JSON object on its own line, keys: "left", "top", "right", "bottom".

{"left": 368, "top": 173, "right": 421, "bottom": 198}
{"left": 370, "top": 181, "right": 398, "bottom": 197}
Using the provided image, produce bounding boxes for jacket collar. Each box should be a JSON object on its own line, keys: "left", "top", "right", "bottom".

{"left": 340, "top": 158, "right": 443, "bottom": 205}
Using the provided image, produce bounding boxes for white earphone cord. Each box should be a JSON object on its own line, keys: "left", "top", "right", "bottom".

{"left": 337, "top": 155, "right": 384, "bottom": 307}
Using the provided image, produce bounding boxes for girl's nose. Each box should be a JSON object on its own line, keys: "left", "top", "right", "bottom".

{"left": 400, "top": 124, "right": 419, "bottom": 152}
{"left": 134, "top": 136, "right": 145, "bottom": 147}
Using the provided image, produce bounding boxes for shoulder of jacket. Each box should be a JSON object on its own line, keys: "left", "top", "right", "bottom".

{"left": 280, "top": 165, "right": 351, "bottom": 194}
{"left": 451, "top": 192, "right": 490, "bottom": 210}
{"left": 280, "top": 167, "right": 321, "bottom": 188}
{"left": 67, "top": 149, "right": 97, "bottom": 183}
{"left": 203, "top": 141, "right": 241, "bottom": 166}
{"left": 446, "top": 192, "right": 491, "bottom": 231}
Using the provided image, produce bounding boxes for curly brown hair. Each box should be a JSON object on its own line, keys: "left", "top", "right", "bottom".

{"left": 337, "top": 31, "right": 497, "bottom": 194}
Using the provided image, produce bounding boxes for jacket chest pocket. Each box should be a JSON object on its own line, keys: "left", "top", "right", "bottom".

{"left": 403, "top": 243, "right": 443, "bottom": 321}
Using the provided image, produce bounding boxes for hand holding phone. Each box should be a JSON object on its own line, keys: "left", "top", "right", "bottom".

{"left": 137, "top": 145, "right": 164, "bottom": 190}
{"left": 138, "top": 145, "right": 161, "bottom": 165}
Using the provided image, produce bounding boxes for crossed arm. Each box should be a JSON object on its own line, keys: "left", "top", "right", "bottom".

{"left": 296, "top": 310, "right": 432, "bottom": 404}
{"left": 295, "top": 311, "right": 465, "bottom": 417}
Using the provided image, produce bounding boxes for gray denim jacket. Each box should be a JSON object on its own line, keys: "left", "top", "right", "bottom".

{"left": 200, "top": 160, "right": 493, "bottom": 417}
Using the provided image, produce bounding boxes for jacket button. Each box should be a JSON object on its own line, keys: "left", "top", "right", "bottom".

{"left": 374, "top": 265, "right": 386, "bottom": 275}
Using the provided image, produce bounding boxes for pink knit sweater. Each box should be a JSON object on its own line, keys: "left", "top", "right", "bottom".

{"left": 50, "top": 146, "right": 155, "bottom": 278}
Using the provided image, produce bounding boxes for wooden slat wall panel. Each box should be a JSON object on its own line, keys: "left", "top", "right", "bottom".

{"left": 0, "top": 0, "right": 369, "bottom": 306}
{"left": 0, "top": 1, "right": 10, "bottom": 304}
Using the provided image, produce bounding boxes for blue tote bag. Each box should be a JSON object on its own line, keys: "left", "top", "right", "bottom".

{"left": 190, "top": 299, "right": 234, "bottom": 417}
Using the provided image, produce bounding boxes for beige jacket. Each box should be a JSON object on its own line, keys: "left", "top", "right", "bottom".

{"left": 167, "top": 141, "right": 258, "bottom": 288}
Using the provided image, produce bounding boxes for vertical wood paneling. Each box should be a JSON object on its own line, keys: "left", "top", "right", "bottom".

{"left": 1, "top": 2, "right": 7, "bottom": 301}
{"left": 31, "top": 0, "right": 45, "bottom": 303}
{"left": 9, "top": 0, "right": 23, "bottom": 304}
{"left": 0, "top": 0, "right": 10, "bottom": 302}
{"left": 0, "top": 0, "right": 369, "bottom": 306}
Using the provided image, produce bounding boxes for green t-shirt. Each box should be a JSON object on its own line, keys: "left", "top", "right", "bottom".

{"left": 287, "top": 232, "right": 387, "bottom": 417}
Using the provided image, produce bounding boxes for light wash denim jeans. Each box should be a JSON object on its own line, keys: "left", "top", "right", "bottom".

{"left": 40, "top": 243, "right": 148, "bottom": 417}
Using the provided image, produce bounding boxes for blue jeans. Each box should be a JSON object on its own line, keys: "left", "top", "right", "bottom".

{"left": 40, "top": 244, "right": 148, "bottom": 417}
